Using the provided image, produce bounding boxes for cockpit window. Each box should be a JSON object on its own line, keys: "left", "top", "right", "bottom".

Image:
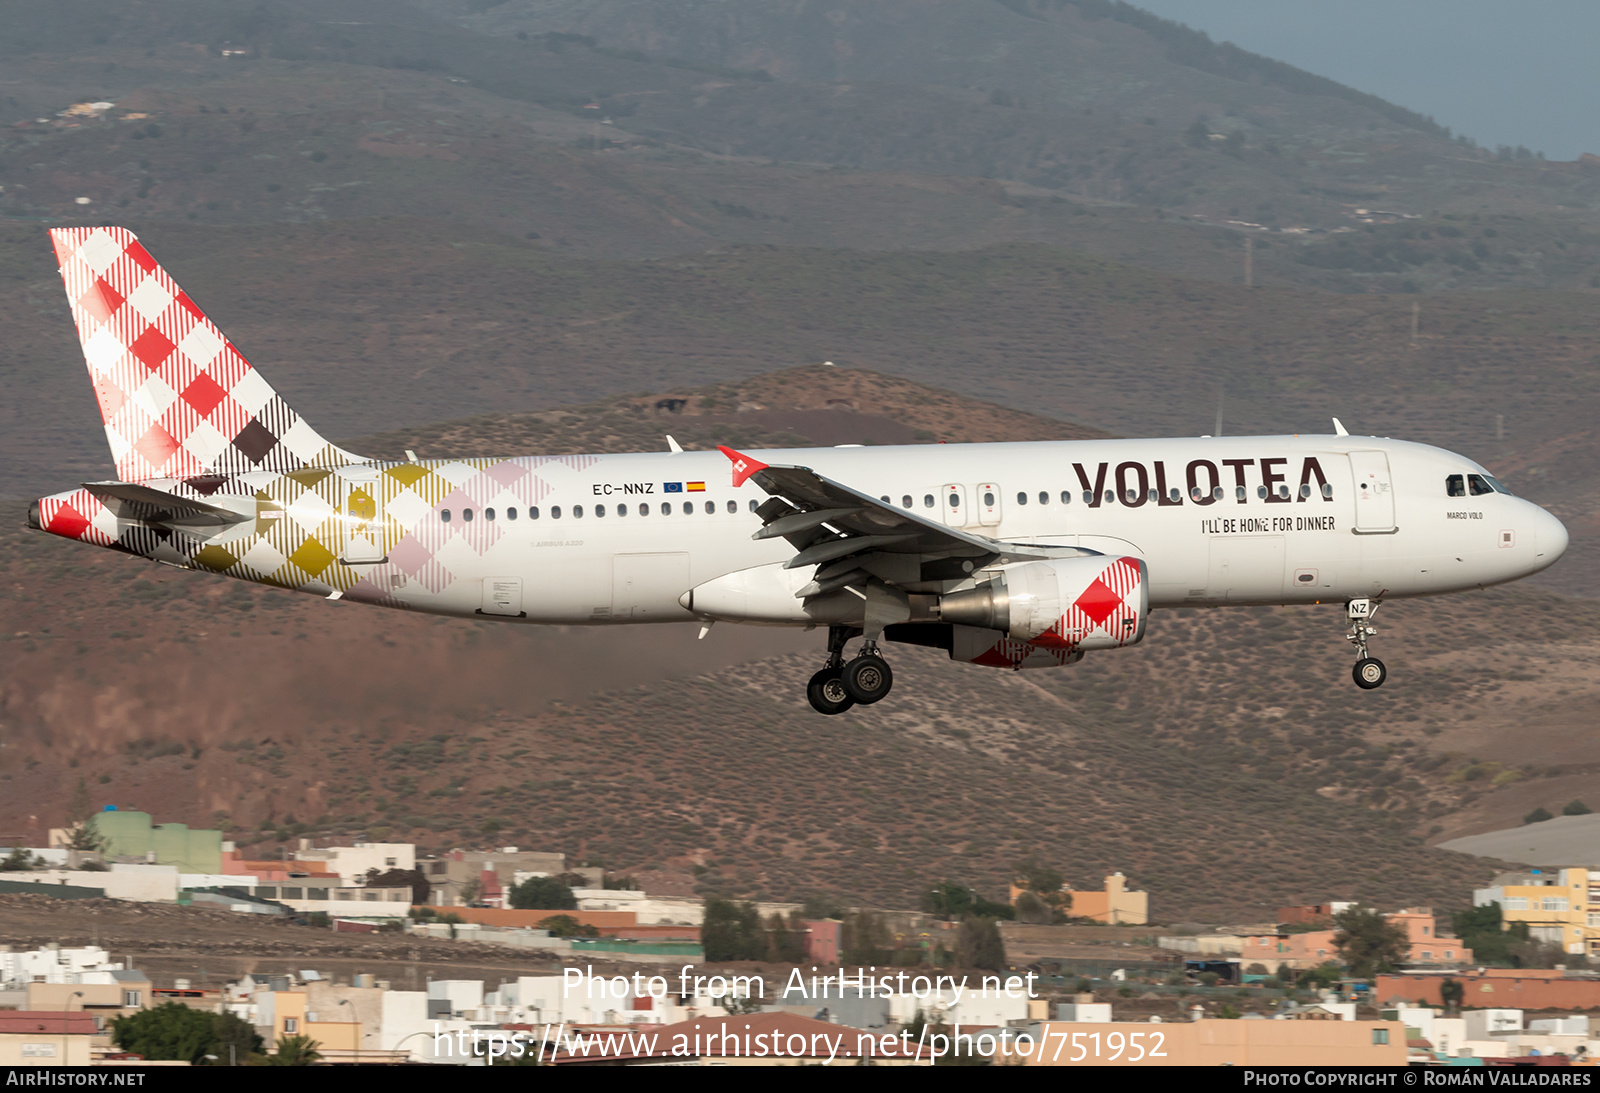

{"left": 1451, "top": 472, "right": 1512, "bottom": 497}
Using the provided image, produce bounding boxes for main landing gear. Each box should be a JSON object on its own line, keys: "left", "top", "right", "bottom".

{"left": 807, "top": 625, "right": 895, "bottom": 715}
{"left": 1346, "top": 598, "right": 1387, "bottom": 690}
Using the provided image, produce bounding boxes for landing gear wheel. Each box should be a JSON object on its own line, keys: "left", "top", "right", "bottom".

{"left": 807, "top": 667, "right": 855, "bottom": 716}
{"left": 841, "top": 654, "right": 893, "bottom": 705}
{"left": 1353, "top": 657, "right": 1387, "bottom": 690}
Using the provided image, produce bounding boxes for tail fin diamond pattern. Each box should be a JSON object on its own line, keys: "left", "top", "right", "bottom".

{"left": 51, "top": 227, "right": 363, "bottom": 482}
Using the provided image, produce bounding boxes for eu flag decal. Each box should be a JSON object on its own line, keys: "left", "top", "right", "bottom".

{"left": 663, "top": 482, "right": 684, "bottom": 493}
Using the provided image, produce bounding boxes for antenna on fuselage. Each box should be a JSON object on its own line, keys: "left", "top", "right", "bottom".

{"left": 1332, "top": 418, "right": 1350, "bottom": 437}
{"left": 1215, "top": 383, "right": 1225, "bottom": 437}
{"left": 666, "top": 435, "right": 684, "bottom": 454}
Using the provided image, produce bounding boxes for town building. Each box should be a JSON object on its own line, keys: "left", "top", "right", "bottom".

{"left": 291, "top": 841, "right": 416, "bottom": 884}
{"left": 1240, "top": 907, "right": 1471, "bottom": 970}
{"left": 1009, "top": 872, "right": 1148, "bottom": 925}
{"left": 417, "top": 848, "right": 570, "bottom": 907}
{"left": 0, "top": 1012, "right": 97, "bottom": 1066}
{"left": 1475, "top": 867, "right": 1598, "bottom": 956}
{"left": 57, "top": 809, "right": 224, "bottom": 874}
{"left": 1377, "top": 969, "right": 1600, "bottom": 1011}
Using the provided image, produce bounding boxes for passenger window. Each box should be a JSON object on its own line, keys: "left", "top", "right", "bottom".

{"left": 1016, "top": 492, "right": 1027, "bottom": 505}
{"left": 638, "top": 503, "right": 648, "bottom": 517}
{"left": 1214, "top": 487, "right": 1225, "bottom": 501}
{"left": 1299, "top": 484, "right": 1311, "bottom": 500}
{"left": 1082, "top": 491, "right": 1093, "bottom": 504}
{"left": 1039, "top": 491, "right": 1049, "bottom": 505}
{"left": 726, "top": 500, "right": 737, "bottom": 514}
{"left": 573, "top": 505, "right": 584, "bottom": 518}
{"left": 984, "top": 490, "right": 996, "bottom": 506}
{"left": 1321, "top": 484, "right": 1333, "bottom": 499}
{"left": 618, "top": 503, "right": 628, "bottom": 516}
{"left": 1125, "top": 489, "right": 1138, "bottom": 503}
{"left": 881, "top": 495, "right": 891, "bottom": 503}
{"left": 661, "top": 502, "right": 671, "bottom": 515}
{"left": 1169, "top": 488, "right": 1181, "bottom": 502}
{"left": 1468, "top": 473, "right": 1495, "bottom": 496}
{"left": 705, "top": 500, "right": 714, "bottom": 514}
{"left": 485, "top": 507, "right": 496, "bottom": 521}
{"left": 1146, "top": 489, "right": 1157, "bottom": 503}
{"left": 948, "top": 492, "right": 959, "bottom": 509}
{"left": 1190, "top": 486, "right": 1203, "bottom": 501}
{"left": 1257, "top": 486, "right": 1267, "bottom": 499}
{"left": 1236, "top": 486, "right": 1247, "bottom": 501}
{"left": 749, "top": 500, "right": 759, "bottom": 512}
{"left": 1060, "top": 491, "right": 1071, "bottom": 505}
{"left": 441, "top": 509, "right": 452, "bottom": 523}
{"left": 683, "top": 502, "right": 693, "bottom": 515}
{"left": 463, "top": 508, "right": 474, "bottom": 523}
{"left": 924, "top": 494, "right": 935, "bottom": 508}
{"left": 1104, "top": 491, "right": 1114, "bottom": 505}
{"left": 595, "top": 504, "right": 605, "bottom": 517}
{"left": 507, "top": 507, "right": 518, "bottom": 520}
{"left": 1446, "top": 474, "right": 1466, "bottom": 498}
{"left": 551, "top": 506, "right": 561, "bottom": 519}
{"left": 529, "top": 507, "right": 540, "bottom": 520}
{"left": 901, "top": 495, "right": 912, "bottom": 509}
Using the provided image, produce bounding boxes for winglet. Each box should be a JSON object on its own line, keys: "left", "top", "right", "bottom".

{"left": 718, "top": 445, "right": 769, "bottom": 487}
{"left": 1332, "top": 417, "right": 1350, "bottom": 437}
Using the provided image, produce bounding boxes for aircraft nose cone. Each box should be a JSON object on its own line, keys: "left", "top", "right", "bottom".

{"left": 1529, "top": 503, "right": 1568, "bottom": 572}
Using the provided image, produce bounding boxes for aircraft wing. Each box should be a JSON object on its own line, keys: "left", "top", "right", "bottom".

{"left": 82, "top": 481, "right": 251, "bottom": 527}
{"left": 719, "top": 446, "right": 1088, "bottom": 598}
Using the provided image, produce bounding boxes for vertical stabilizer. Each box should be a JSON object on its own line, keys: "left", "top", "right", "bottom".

{"left": 50, "top": 226, "right": 364, "bottom": 482}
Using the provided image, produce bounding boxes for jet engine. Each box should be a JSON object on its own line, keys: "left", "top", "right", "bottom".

{"left": 937, "top": 555, "right": 1147, "bottom": 663}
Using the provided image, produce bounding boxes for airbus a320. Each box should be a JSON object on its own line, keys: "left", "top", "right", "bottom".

{"left": 29, "top": 228, "right": 1568, "bottom": 714}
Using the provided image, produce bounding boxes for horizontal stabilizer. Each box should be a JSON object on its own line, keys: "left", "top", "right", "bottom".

{"left": 82, "top": 481, "right": 250, "bottom": 526}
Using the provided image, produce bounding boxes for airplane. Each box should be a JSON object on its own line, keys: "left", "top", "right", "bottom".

{"left": 28, "top": 227, "right": 1569, "bottom": 715}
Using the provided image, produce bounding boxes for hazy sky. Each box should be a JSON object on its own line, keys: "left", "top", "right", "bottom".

{"left": 1127, "top": 1, "right": 1600, "bottom": 161}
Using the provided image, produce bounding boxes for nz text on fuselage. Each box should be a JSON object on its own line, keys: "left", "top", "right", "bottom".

{"left": 1071, "top": 456, "right": 1334, "bottom": 508}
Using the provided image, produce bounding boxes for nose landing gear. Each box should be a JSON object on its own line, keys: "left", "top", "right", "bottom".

{"left": 1346, "top": 598, "right": 1386, "bottom": 689}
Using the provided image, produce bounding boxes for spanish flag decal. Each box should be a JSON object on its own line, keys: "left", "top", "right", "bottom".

{"left": 687, "top": 481, "right": 706, "bottom": 492}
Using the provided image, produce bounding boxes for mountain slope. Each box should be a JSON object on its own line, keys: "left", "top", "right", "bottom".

{"left": 1, "top": 0, "right": 1596, "bottom": 288}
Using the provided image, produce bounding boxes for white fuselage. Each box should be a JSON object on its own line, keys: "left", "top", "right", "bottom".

{"left": 332, "top": 435, "right": 1565, "bottom": 626}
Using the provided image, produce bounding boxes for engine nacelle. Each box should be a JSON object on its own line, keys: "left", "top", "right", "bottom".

{"left": 939, "top": 556, "right": 1148, "bottom": 667}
